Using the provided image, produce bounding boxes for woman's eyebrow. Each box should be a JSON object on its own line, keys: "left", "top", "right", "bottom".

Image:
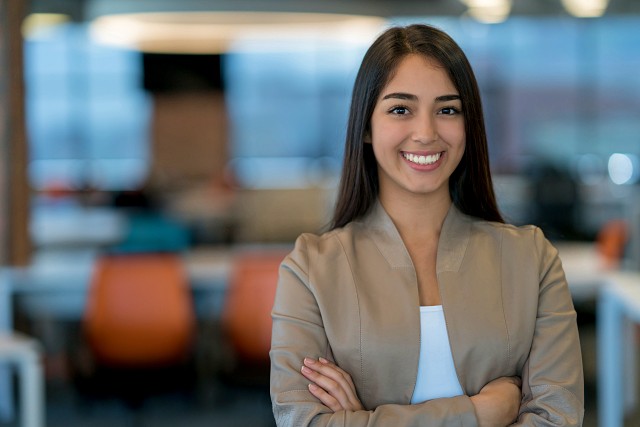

{"left": 381, "top": 92, "right": 417, "bottom": 101}
{"left": 381, "top": 92, "right": 461, "bottom": 102}
{"left": 435, "top": 94, "right": 461, "bottom": 102}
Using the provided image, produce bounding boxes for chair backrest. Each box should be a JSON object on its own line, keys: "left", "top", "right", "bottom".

{"left": 596, "top": 219, "right": 629, "bottom": 268}
{"left": 222, "top": 250, "right": 286, "bottom": 363}
{"left": 84, "top": 253, "right": 195, "bottom": 367}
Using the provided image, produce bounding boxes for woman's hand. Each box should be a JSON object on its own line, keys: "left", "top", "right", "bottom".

{"left": 301, "top": 357, "right": 364, "bottom": 412}
{"left": 470, "top": 376, "right": 522, "bottom": 427}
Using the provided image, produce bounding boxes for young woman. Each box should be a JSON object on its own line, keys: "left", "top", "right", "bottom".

{"left": 269, "top": 24, "right": 584, "bottom": 427}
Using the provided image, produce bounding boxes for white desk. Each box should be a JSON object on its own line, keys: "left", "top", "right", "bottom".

{"left": 558, "top": 243, "right": 640, "bottom": 426}
{"left": 556, "top": 242, "right": 612, "bottom": 303}
{"left": 30, "top": 206, "right": 127, "bottom": 248}
{"left": 598, "top": 272, "right": 640, "bottom": 427}
{"left": 5, "top": 247, "right": 232, "bottom": 320}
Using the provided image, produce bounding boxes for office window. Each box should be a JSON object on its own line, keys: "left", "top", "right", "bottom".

{"left": 25, "top": 23, "right": 151, "bottom": 191}
{"left": 223, "top": 42, "right": 366, "bottom": 188}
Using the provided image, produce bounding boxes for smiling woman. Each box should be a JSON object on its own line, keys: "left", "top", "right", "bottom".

{"left": 269, "top": 24, "right": 584, "bottom": 427}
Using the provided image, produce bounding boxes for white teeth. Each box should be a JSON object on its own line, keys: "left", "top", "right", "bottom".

{"left": 403, "top": 152, "right": 441, "bottom": 165}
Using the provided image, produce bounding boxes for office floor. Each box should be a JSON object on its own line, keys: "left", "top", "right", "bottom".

{"left": 47, "top": 382, "right": 274, "bottom": 427}
{"left": 1, "top": 377, "right": 275, "bottom": 427}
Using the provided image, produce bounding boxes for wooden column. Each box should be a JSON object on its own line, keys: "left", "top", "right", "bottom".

{"left": 0, "top": 0, "right": 30, "bottom": 266}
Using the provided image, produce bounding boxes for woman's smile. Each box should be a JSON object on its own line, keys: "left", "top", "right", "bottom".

{"left": 401, "top": 151, "right": 445, "bottom": 169}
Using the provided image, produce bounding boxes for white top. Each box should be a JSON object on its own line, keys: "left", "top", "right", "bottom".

{"left": 410, "top": 305, "right": 464, "bottom": 404}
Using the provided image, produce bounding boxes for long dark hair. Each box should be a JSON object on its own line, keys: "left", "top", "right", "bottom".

{"left": 330, "top": 24, "right": 503, "bottom": 230}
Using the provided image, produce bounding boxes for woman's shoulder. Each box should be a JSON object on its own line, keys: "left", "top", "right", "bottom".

{"left": 468, "top": 215, "right": 556, "bottom": 257}
{"left": 285, "top": 222, "right": 362, "bottom": 266}
{"left": 472, "top": 217, "right": 538, "bottom": 236}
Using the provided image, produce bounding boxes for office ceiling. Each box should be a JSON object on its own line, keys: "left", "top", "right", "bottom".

{"left": 28, "top": 0, "right": 640, "bottom": 21}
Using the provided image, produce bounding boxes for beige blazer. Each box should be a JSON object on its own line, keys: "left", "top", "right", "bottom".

{"left": 270, "top": 201, "right": 584, "bottom": 426}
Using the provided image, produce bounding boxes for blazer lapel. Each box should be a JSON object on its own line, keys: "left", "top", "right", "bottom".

{"left": 437, "top": 205, "right": 472, "bottom": 274}
{"left": 356, "top": 202, "right": 419, "bottom": 405}
{"left": 361, "top": 200, "right": 414, "bottom": 268}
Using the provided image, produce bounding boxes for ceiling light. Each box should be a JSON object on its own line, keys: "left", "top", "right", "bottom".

{"left": 22, "top": 13, "right": 70, "bottom": 39}
{"left": 89, "top": 11, "right": 386, "bottom": 54}
{"left": 608, "top": 153, "right": 638, "bottom": 185}
{"left": 561, "top": 0, "right": 610, "bottom": 17}
{"left": 461, "top": 0, "right": 512, "bottom": 24}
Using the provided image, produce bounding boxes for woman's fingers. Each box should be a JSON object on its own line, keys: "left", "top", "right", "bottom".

{"left": 317, "top": 358, "right": 361, "bottom": 409}
{"left": 319, "top": 357, "right": 357, "bottom": 391}
{"left": 303, "top": 358, "right": 350, "bottom": 389}
{"left": 308, "top": 383, "right": 342, "bottom": 412}
{"left": 305, "top": 358, "right": 359, "bottom": 405}
{"left": 301, "top": 357, "right": 363, "bottom": 411}
{"left": 301, "top": 363, "right": 350, "bottom": 409}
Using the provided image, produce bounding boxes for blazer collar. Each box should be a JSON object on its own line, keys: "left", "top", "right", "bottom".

{"left": 360, "top": 199, "right": 471, "bottom": 273}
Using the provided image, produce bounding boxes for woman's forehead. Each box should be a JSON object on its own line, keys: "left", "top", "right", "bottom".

{"left": 380, "top": 54, "right": 457, "bottom": 95}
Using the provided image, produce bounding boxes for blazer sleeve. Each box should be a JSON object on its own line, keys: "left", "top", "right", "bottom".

{"left": 270, "top": 234, "right": 479, "bottom": 427}
{"left": 514, "top": 228, "right": 585, "bottom": 426}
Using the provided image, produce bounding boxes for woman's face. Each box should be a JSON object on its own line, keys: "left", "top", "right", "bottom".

{"left": 368, "top": 54, "right": 465, "bottom": 205}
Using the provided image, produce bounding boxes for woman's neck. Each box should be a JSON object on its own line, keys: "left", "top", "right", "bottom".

{"left": 379, "top": 191, "right": 452, "bottom": 241}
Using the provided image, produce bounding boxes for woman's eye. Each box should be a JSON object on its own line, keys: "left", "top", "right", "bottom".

{"left": 389, "top": 106, "right": 409, "bottom": 115}
{"left": 439, "top": 107, "right": 460, "bottom": 116}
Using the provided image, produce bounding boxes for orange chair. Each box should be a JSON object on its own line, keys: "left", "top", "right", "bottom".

{"left": 84, "top": 253, "right": 196, "bottom": 368}
{"left": 76, "top": 253, "right": 197, "bottom": 411}
{"left": 221, "top": 250, "right": 286, "bottom": 366}
{"left": 596, "top": 219, "right": 629, "bottom": 269}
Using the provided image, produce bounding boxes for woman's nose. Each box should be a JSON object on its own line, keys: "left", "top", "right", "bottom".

{"left": 411, "top": 115, "right": 438, "bottom": 144}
